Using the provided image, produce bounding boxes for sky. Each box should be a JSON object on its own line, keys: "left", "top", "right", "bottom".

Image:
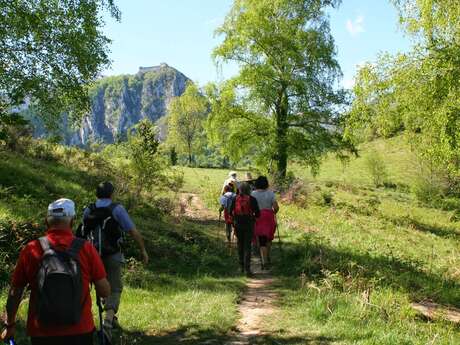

{"left": 102, "top": 0, "right": 413, "bottom": 89}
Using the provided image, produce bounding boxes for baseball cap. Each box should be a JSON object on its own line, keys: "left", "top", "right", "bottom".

{"left": 47, "top": 198, "right": 76, "bottom": 218}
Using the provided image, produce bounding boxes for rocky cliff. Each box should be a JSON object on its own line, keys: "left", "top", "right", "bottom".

{"left": 64, "top": 63, "right": 190, "bottom": 145}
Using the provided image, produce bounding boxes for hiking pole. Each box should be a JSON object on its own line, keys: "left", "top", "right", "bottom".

{"left": 96, "top": 295, "right": 106, "bottom": 345}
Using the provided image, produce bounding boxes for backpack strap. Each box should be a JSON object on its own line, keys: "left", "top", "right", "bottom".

{"left": 38, "top": 236, "right": 51, "bottom": 253}
{"left": 88, "top": 203, "right": 96, "bottom": 212}
{"left": 67, "top": 238, "right": 86, "bottom": 259}
{"left": 108, "top": 202, "right": 119, "bottom": 213}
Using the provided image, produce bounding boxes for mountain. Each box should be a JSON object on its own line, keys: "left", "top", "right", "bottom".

{"left": 60, "top": 63, "right": 190, "bottom": 146}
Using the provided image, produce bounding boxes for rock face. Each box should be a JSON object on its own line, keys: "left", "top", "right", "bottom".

{"left": 66, "top": 63, "right": 190, "bottom": 145}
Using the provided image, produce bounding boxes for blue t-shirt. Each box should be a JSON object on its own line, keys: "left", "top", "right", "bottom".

{"left": 82, "top": 199, "right": 135, "bottom": 263}
{"left": 83, "top": 199, "right": 135, "bottom": 232}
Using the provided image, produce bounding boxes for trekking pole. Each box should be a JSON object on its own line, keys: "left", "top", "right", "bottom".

{"left": 96, "top": 296, "right": 106, "bottom": 345}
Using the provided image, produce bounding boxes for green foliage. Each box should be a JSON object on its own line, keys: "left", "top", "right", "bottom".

{"left": 210, "top": 0, "right": 353, "bottom": 181}
{"left": 0, "top": 0, "right": 120, "bottom": 127}
{"left": 167, "top": 83, "right": 208, "bottom": 165}
{"left": 346, "top": 1, "right": 460, "bottom": 193}
{"left": 365, "top": 150, "right": 388, "bottom": 187}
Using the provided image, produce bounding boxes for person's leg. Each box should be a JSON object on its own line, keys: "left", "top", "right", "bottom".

{"left": 225, "top": 223, "right": 232, "bottom": 242}
{"left": 259, "top": 236, "right": 268, "bottom": 269}
{"left": 267, "top": 241, "right": 272, "bottom": 265}
{"left": 102, "top": 254, "right": 123, "bottom": 336}
{"left": 243, "top": 224, "right": 253, "bottom": 274}
{"left": 235, "top": 226, "right": 244, "bottom": 272}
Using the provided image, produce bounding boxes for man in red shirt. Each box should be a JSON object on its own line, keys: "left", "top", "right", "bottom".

{"left": 1, "top": 198, "right": 110, "bottom": 345}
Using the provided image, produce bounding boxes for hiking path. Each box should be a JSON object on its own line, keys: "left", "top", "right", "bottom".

{"left": 180, "top": 193, "right": 279, "bottom": 345}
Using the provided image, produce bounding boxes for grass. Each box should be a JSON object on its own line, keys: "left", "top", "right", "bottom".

{"left": 0, "top": 145, "right": 245, "bottom": 345}
{"left": 179, "top": 136, "right": 460, "bottom": 344}
{"left": 3, "top": 135, "right": 460, "bottom": 344}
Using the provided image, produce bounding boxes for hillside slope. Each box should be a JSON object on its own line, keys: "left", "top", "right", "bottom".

{"left": 0, "top": 144, "right": 244, "bottom": 345}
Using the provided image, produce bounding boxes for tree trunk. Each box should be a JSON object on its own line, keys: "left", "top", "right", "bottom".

{"left": 188, "top": 142, "right": 193, "bottom": 165}
{"left": 274, "top": 90, "right": 289, "bottom": 182}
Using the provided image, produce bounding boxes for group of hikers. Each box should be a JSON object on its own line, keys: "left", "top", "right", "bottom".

{"left": 0, "top": 172, "right": 279, "bottom": 344}
{"left": 219, "top": 171, "right": 280, "bottom": 276}
{"left": 1, "top": 182, "right": 147, "bottom": 345}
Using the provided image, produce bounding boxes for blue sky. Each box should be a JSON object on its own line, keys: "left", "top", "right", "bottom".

{"left": 102, "top": 0, "right": 412, "bottom": 88}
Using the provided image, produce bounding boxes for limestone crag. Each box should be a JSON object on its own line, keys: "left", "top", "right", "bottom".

{"left": 67, "top": 63, "right": 189, "bottom": 145}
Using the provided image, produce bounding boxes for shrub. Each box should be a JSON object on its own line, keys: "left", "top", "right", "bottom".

{"left": 364, "top": 151, "right": 388, "bottom": 187}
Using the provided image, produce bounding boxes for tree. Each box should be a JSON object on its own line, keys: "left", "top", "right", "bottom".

{"left": 167, "top": 83, "right": 207, "bottom": 165}
{"left": 0, "top": 0, "right": 120, "bottom": 131}
{"left": 346, "top": 0, "right": 460, "bottom": 193}
{"left": 209, "top": 0, "right": 352, "bottom": 181}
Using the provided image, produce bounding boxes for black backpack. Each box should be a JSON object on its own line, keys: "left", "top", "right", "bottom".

{"left": 36, "top": 237, "right": 85, "bottom": 326}
{"left": 77, "top": 203, "right": 122, "bottom": 257}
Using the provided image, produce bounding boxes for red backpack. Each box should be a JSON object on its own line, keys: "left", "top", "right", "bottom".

{"left": 234, "top": 195, "right": 252, "bottom": 216}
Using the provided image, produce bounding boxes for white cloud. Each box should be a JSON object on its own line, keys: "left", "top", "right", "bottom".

{"left": 342, "top": 77, "right": 355, "bottom": 90}
{"left": 346, "top": 15, "right": 365, "bottom": 36}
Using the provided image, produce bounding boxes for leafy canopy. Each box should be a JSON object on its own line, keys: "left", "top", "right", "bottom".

{"left": 167, "top": 83, "right": 208, "bottom": 165}
{"left": 346, "top": 0, "right": 460, "bottom": 190}
{"left": 210, "top": 0, "right": 351, "bottom": 178}
{"left": 0, "top": 0, "right": 120, "bottom": 128}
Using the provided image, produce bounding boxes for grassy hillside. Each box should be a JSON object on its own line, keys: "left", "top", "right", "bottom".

{"left": 181, "top": 136, "right": 460, "bottom": 344}
{"left": 0, "top": 144, "right": 244, "bottom": 345}
{"left": 2, "top": 136, "right": 460, "bottom": 344}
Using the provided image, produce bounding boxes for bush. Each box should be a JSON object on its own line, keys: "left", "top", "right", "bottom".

{"left": 412, "top": 177, "right": 444, "bottom": 204}
{"left": 364, "top": 151, "right": 388, "bottom": 187}
{"left": 0, "top": 221, "right": 44, "bottom": 287}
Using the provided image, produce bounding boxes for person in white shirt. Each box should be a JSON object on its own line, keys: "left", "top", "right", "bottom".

{"left": 221, "top": 171, "right": 239, "bottom": 194}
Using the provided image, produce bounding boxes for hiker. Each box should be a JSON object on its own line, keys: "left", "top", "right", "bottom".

{"left": 222, "top": 171, "right": 239, "bottom": 194}
{"left": 0, "top": 198, "right": 110, "bottom": 345}
{"left": 80, "top": 181, "right": 148, "bottom": 340}
{"left": 230, "top": 182, "right": 260, "bottom": 276}
{"left": 251, "top": 176, "right": 279, "bottom": 270}
{"left": 243, "top": 172, "right": 256, "bottom": 191}
{"left": 219, "top": 184, "right": 236, "bottom": 242}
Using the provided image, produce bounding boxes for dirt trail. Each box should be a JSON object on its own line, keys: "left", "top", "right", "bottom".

{"left": 180, "top": 193, "right": 279, "bottom": 345}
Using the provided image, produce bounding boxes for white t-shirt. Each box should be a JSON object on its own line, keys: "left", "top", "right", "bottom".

{"left": 251, "top": 190, "right": 276, "bottom": 210}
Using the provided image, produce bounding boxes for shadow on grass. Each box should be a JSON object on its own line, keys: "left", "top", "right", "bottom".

{"left": 386, "top": 215, "right": 460, "bottom": 240}
{"left": 115, "top": 326, "right": 338, "bottom": 345}
{"left": 270, "top": 235, "right": 460, "bottom": 306}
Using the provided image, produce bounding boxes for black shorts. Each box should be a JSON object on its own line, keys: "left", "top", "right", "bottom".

{"left": 31, "top": 331, "right": 94, "bottom": 345}
{"left": 258, "top": 236, "right": 269, "bottom": 247}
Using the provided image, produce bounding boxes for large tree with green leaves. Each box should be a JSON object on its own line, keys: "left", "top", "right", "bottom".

{"left": 0, "top": 0, "right": 120, "bottom": 134}
{"left": 208, "top": 0, "right": 351, "bottom": 180}
{"left": 346, "top": 0, "right": 460, "bottom": 191}
{"left": 166, "top": 83, "right": 208, "bottom": 165}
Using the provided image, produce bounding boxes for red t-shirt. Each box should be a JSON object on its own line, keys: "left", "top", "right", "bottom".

{"left": 11, "top": 228, "right": 107, "bottom": 337}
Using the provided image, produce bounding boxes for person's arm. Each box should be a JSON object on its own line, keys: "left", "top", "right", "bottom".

{"left": 273, "top": 200, "right": 280, "bottom": 214}
{"left": 94, "top": 278, "right": 111, "bottom": 298}
{"left": 114, "top": 205, "right": 149, "bottom": 265}
{"left": 1, "top": 286, "right": 24, "bottom": 340}
{"left": 130, "top": 228, "right": 149, "bottom": 265}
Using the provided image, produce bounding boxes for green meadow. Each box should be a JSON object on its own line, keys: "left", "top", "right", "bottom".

{"left": 1, "top": 135, "right": 460, "bottom": 344}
